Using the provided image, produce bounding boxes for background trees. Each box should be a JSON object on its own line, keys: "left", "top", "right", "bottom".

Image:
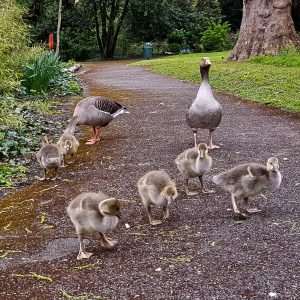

{"left": 13, "top": 0, "right": 300, "bottom": 60}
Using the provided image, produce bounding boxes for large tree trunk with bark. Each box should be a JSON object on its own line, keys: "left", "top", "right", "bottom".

{"left": 228, "top": 0, "right": 300, "bottom": 61}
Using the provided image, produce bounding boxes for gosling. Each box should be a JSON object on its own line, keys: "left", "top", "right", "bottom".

{"left": 175, "top": 143, "right": 213, "bottom": 195}
{"left": 57, "top": 132, "right": 79, "bottom": 167}
{"left": 213, "top": 157, "right": 282, "bottom": 218}
{"left": 67, "top": 191, "right": 121, "bottom": 260}
{"left": 137, "top": 170, "right": 178, "bottom": 226}
{"left": 36, "top": 135, "right": 63, "bottom": 180}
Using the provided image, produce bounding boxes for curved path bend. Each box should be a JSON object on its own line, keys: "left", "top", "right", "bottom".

{"left": 0, "top": 60, "right": 299, "bottom": 299}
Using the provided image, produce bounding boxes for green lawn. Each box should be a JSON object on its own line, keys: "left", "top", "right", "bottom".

{"left": 133, "top": 51, "right": 300, "bottom": 112}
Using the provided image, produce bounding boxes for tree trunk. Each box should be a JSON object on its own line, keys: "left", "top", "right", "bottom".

{"left": 56, "top": 0, "right": 62, "bottom": 55}
{"left": 228, "top": 0, "right": 300, "bottom": 61}
{"left": 92, "top": 0, "right": 129, "bottom": 59}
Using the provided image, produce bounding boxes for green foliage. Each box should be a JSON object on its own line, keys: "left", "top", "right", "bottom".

{"left": 0, "top": 0, "right": 39, "bottom": 94}
{"left": 0, "top": 97, "right": 62, "bottom": 163}
{"left": 48, "top": 70, "right": 81, "bottom": 96}
{"left": 200, "top": 20, "right": 233, "bottom": 51}
{"left": 114, "top": 36, "right": 143, "bottom": 58}
{"left": 0, "top": 97, "right": 24, "bottom": 128}
{"left": 134, "top": 51, "right": 300, "bottom": 112}
{"left": 0, "top": 130, "right": 33, "bottom": 159}
{"left": 116, "top": 0, "right": 223, "bottom": 58}
{"left": 21, "top": 51, "right": 60, "bottom": 94}
{"left": 167, "top": 29, "right": 190, "bottom": 52}
{"left": 0, "top": 163, "right": 27, "bottom": 187}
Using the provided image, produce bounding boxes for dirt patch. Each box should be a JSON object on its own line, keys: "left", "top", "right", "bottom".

{"left": 0, "top": 60, "right": 299, "bottom": 300}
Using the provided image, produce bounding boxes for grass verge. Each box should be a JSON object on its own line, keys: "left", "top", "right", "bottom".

{"left": 133, "top": 51, "right": 300, "bottom": 112}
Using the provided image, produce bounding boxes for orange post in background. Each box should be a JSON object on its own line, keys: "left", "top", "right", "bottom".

{"left": 48, "top": 33, "right": 54, "bottom": 50}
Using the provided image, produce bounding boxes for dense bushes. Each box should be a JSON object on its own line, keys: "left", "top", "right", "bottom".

{"left": 0, "top": 0, "right": 39, "bottom": 94}
{"left": 200, "top": 20, "right": 234, "bottom": 51}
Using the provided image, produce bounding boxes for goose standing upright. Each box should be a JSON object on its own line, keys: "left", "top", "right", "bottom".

{"left": 213, "top": 157, "right": 282, "bottom": 218}
{"left": 65, "top": 96, "right": 129, "bottom": 144}
{"left": 186, "top": 57, "right": 222, "bottom": 148}
{"left": 175, "top": 143, "right": 213, "bottom": 195}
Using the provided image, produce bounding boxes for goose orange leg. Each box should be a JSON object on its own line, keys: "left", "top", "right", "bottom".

{"left": 86, "top": 127, "right": 101, "bottom": 145}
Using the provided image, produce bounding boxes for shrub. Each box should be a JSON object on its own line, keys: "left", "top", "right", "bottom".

{"left": 0, "top": 163, "right": 27, "bottom": 187}
{"left": 200, "top": 20, "right": 232, "bottom": 52}
{"left": 49, "top": 71, "right": 81, "bottom": 96}
{"left": 0, "top": 0, "right": 31, "bottom": 94}
{"left": 21, "top": 51, "right": 60, "bottom": 94}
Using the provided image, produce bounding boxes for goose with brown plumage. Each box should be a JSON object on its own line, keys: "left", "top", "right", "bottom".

{"left": 213, "top": 157, "right": 282, "bottom": 218}
{"left": 65, "top": 96, "right": 129, "bottom": 145}
{"left": 186, "top": 57, "right": 222, "bottom": 148}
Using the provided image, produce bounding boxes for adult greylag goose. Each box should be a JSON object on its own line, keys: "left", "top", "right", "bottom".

{"left": 57, "top": 132, "right": 79, "bottom": 166}
{"left": 175, "top": 143, "right": 213, "bottom": 195}
{"left": 67, "top": 191, "right": 121, "bottom": 260}
{"left": 66, "top": 96, "right": 129, "bottom": 144}
{"left": 36, "top": 135, "right": 63, "bottom": 180}
{"left": 186, "top": 57, "right": 222, "bottom": 148}
{"left": 137, "top": 170, "right": 178, "bottom": 225}
{"left": 213, "top": 157, "right": 282, "bottom": 218}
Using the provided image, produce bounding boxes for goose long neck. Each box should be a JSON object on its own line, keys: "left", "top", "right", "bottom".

{"left": 65, "top": 116, "right": 79, "bottom": 135}
{"left": 200, "top": 68, "right": 209, "bottom": 82}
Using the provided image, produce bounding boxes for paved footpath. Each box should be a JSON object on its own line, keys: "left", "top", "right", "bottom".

{"left": 0, "top": 60, "right": 299, "bottom": 299}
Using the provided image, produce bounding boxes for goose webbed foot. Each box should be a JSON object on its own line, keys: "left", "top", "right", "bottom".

{"left": 86, "top": 137, "right": 99, "bottom": 145}
{"left": 186, "top": 189, "right": 199, "bottom": 196}
{"left": 146, "top": 206, "right": 163, "bottom": 225}
{"left": 101, "top": 239, "right": 118, "bottom": 249}
{"left": 207, "top": 143, "right": 220, "bottom": 149}
{"left": 185, "top": 179, "right": 198, "bottom": 195}
{"left": 86, "top": 128, "right": 101, "bottom": 144}
{"left": 243, "top": 197, "right": 260, "bottom": 214}
{"left": 208, "top": 129, "right": 219, "bottom": 149}
{"left": 99, "top": 233, "right": 118, "bottom": 249}
{"left": 201, "top": 187, "right": 215, "bottom": 194}
{"left": 231, "top": 194, "right": 248, "bottom": 219}
{"left": 246, "top": 208, "right": 261, "bottom": 214}
{"left": 150, "top": 219, "right": 163, "bottom": 226}
{"left": 77, "top": 250, "right": 93, "bottom": 260}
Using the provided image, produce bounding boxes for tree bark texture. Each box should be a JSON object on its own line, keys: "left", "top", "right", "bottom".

{"left": 228, "top": 0, "right": 300, "bottom": 61}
